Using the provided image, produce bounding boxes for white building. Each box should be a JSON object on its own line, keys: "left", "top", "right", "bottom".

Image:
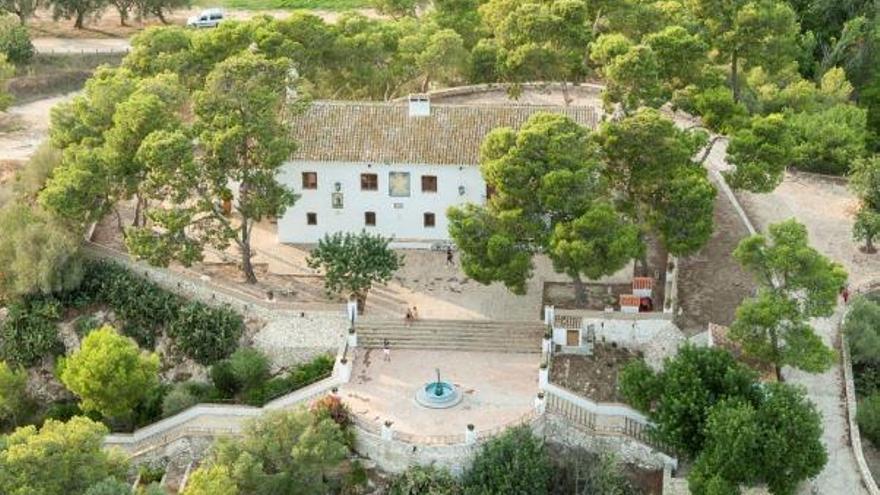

{"left": 277, "top": 97, "right": 598, "bottom": 247}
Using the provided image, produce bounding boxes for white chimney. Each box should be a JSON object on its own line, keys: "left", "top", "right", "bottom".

{"left": 408, "top": 94, "right": 430, "bottom": 117}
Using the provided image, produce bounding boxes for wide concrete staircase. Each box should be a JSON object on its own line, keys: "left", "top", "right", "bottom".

{"left": 356, "top": 318, "right": 545, "bottom": 353}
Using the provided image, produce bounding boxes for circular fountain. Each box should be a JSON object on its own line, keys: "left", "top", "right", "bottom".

{"left": 415, "top": 369, "right": 463, "bottom": 409}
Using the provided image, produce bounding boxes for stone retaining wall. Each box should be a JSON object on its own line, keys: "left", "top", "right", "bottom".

{"left": 843, "top": 316, "right": 880, "bottom": 495}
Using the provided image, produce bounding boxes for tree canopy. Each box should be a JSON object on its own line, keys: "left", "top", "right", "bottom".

{"left": 730, "top": 219, "right": 846, "bottom": 380}
{"left": 59, "top": 325, "right": 160, "bottom": 419}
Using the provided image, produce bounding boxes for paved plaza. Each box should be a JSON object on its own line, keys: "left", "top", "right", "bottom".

{"left": 340, "top": 349, "right": 540, "bottom": 438}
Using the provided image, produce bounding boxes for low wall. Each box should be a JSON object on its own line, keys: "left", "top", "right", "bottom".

{"left": 83, "top": 242, "right": 348, "bottom": 367}
{"left": 842, "top": 313, "right": 880, "bottom": 495}
{"left": 354, "top": 429, "right": 480, "bottom": 476}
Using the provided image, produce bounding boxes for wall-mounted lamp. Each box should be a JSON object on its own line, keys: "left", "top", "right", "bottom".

{"left": 458, "top": 185, "right": 466, "bottom": 196}
{"left": 334, "top": 182, "right": 342, "bottom": 192}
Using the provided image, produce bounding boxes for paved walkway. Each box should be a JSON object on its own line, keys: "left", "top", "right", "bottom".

{"left": 341, "top": 349, "right": 539, "bottom": 437}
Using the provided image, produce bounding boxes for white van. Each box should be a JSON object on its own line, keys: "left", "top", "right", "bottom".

{"left": 186, "top": 9, "right": 224, "bottom": 28}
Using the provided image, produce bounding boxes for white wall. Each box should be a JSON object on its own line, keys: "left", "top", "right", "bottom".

{"left": 277, "top": 161, "right": 486, "bottom": 245}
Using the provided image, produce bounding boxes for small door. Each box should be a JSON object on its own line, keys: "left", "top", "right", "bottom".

{"left": 566, "top": 329, "right": 579, "bottom": 347}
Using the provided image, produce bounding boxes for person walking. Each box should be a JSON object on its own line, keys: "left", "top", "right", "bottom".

{"left": 411, "top": 306, "right": 419, "bottom": 320}
{"left": 842, "top": 285, "right": 851, "bottom": 304}
{"left": 383, "top": 338, "right": 391, "bottom": 362}
{"left": 446, "top": 246, "right": 454, "bottom": 266}
{"left": 404, "top": 308, "right": 413, "bottom": 326}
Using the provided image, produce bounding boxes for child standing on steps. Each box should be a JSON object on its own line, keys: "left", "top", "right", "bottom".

{"left": 383, "top": 339, "right": 391, "bottom": 362}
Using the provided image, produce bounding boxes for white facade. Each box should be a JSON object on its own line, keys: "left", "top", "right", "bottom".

{"left": 277, "top": 160, "right": 486, "bottom": 246}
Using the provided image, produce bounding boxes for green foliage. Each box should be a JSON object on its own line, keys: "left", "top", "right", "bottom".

{"left": 854, "top": 207, "right": 880, "bottom": 252}
{"left": 549, "top": 447, "right": 638, "bottom": 495}
{"left": 0, "top": 417, "right": 128, "bottom": 495}
{"left": 463, "top": 425, "right": 550, "bottom": 495}
{"left": 388, "top": 465, "right": 461, "bottom": 495}
{"left": 845, "top": 296, "right": 880, "bottom": 365}
{"left": 167, "top": 303, "right": 243, "bottom": 365}
{"left": 307, "top": 231, "right": 403, "bottom": 308}
{"left": 0, "top": 203, "right": 85, "bottom": 301}
{"left": 205, "top": 408, "right": 349, "bottom": 494}
{"left": 620, "top": 345, "right": 760, "bottom": 457}
{"left": 688, "top": 384, "right": 826, "bottom": 495}
{"left": 692, "top": 86, "right": 749, "bottom": 134}
{"left": 725, "top": 113, "right": 791, "bottom": 192}
{"left": 210, "top": 359, "right": 240, "bottom": 399}
{"left": 0, "top": 297, "right": 63, "bottom": 367}
{"left": 370, "top": 0, "right": 420, "bottom": 18}
{"left": 162, "top": 382, "right": 202, "bottom": 417}
{"left": 788, "top": 104, "right": 867, "bottom": 175}
{"left": 183, "top": 465, "right": 239, "bottom": 495}
{"left": 49, "top": 0, "right": 109, "bottom": 28}
{"left": 0, "top": 361, "right": 30, "bottom": 429}
{"left": 229, "top": 348, "right": 270, "bottom": 395}
{"left": 84, "top": 477, "right": 133, "bottom": 495}
{"left": 10, "top": 143, "right": 62, "bottom": 201}
{"left": 0, "top": 15, "right": 33, "bottom": 64}
{"left": 731, "top": 219, "right": 846, "bottom": 379}
{"left": 596, "top": 108, "right": 715, "bottom": 256}
{"left": 209, "top": 351, "right": 332, "bottom": 407}
{"left": 59, "top": 325, "right": 160, "bottom": 419}
{"left": 858, "top": 393, "right": 880, "bottom": 445}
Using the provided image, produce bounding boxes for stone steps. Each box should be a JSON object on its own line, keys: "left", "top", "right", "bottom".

{"left": 356, "top": 319, "right": 545, "bottom": 353}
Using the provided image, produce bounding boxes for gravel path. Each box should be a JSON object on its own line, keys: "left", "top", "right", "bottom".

{"left": 0, "top": 94, "right": 74, "bottom": 162}
{"left": 32, "top": 37, "right": 131, "bottom": 54}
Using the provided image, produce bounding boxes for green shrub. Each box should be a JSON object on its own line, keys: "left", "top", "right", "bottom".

{"left": 859, "top": 393, "right": 880, "bottom": 445}
{"left": 463, "top": 425, "right": 551, "bottom": 495}
{"left": 0, "top": 297, "right": 64, "bottom": 366}
{"left": 846, "top": 296, "right": 880, "bottom": 365}
{"left": 788, "top": 104, "right": 867, "bottom": 175}
{"left": 549, "top": 447, "right": 638, "bottom": 495}
{"left": 137, "top": 464, "right": 165, "bottom": 485}
{"left": 0, "top": 16, "right": 34, "bottom": 65}
{"left": 84, "top": 477, "right": 131, "bottom": 495}
{"left": 229, "top": 348, "right": 270, "bottom": 392}
{"left": 288, "top": 354, "right": 334, "bottom": 389}
{"left": 389, "top": 465, "right": 461, "bottom": 495}
{"left": 210, "top": 360, "right": 239, "bottom": 399}
{"left": 74, "top": 315, "right": 100, "bottom": 336}
{"left": 167, "top": 303, "right": 243, "bottom": 365}
{"left": 42, "top": 401, "right": 101, "bottom": 423}
{"left": 162, "top": 383, "right": 200, "bottom": 417}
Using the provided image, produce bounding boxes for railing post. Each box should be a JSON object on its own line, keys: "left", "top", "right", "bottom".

{"left": 347, "top": 326, "right": 357, "bottom": 348}
{"left": 381, "top": 420, "right": 394, "bottom": 441}
{"left": 534, "top": 392, "right": 546, "bottom": 415}
{"left": 465, "top": 424, "right": 477, "bottom": 445}
{"left": 347, "top": 299, "right": 358, "bottom": 324}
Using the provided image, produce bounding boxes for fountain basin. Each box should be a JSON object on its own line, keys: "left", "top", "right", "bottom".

{"left": 415, "top": 381, "right": 463, "bottom": 409}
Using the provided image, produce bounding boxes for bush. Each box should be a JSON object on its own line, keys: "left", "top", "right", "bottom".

{"left": 167, "top": 303, "right": 243, "bottom": 365}
{"left": 210, "top": 360, "right": 239, "bottom": 399}
{"left": 859, "top": 393, "right": 880, "bottom": 445}
{"left": 165, "top": 380, "right": 205, "bottom": 413}
{"left": 84, "top": 477, "right": 131, "bottom": 495}
{"left": 138, "top": 464, "right": 165, "bottom": 485}
{"left": 389, "top": 465, "right": 461, "bottom": 495}
{"left": 0, "top": 297, "right": 64, "bottom": 366}
{"left": 463, "top": 425, "right": 551, "bottom": 495}
{"left": 549, "top": 447, "right": 638, "bottom": 495}
{"left": 846, "top": 296, "right": 880, "bottom": 365}
{"left": 288, "top": 354, "right": 334, "bottom": 389}
{"left": 229, "top": 348, "right": 270, "bottom": 391}
{"left": 74, "top": 315, "right": 101, "bottom": 336}
{"left": 0, "top": 16, "right": 34, "bottom": 65}
{"left": 789, "top": 104, "right": 867, "bottom": 175}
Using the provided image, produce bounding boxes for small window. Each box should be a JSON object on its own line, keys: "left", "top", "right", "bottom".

{"left": 423, "top": 212, "right": 436, "bottom": 228}
{"left": 421, "top": 175, "right": 438, "bottom": 193}
{"left": 306, "top": 212, "right": 317, "bottom": 225}
{"left": 302, "top": 172, "right": 317, "bottom": 190}
{"left": 364, "top": 211, "right": 376, "bottom": 226}
{"left": 361, "top": 173, "right": 378, "bottom": 191}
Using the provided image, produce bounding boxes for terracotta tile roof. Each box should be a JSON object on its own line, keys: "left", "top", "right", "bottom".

{"left": 290, "top": 101, "right": 599, "bottom": 165}
{"left": 619, "top": 294, "right": 641, "bottom": 307}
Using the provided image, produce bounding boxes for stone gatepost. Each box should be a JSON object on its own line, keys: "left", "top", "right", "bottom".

{"left": 338, "top": 357, "right": 352, "bottom": 383}
{"left": 382, "top": 421, "right": 394, "bottom": 441}
{"left": 542, "top": 335, "right": 552, "bottom": 354}
{"left": 465, "top": 424, "right": 477, "bottom": 445}
{"left": 538, "top": 364, "right": 549, "bottom": 389}
{"left": 543, "top": 305, "right": 555, "bottom": 326}
{"left": 534, "top": 392, "right": 546, "bottom": 415}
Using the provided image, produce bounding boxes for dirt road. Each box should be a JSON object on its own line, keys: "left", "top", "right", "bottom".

{"left": 0, "top": 94, "right": 73, "bottom": 163}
